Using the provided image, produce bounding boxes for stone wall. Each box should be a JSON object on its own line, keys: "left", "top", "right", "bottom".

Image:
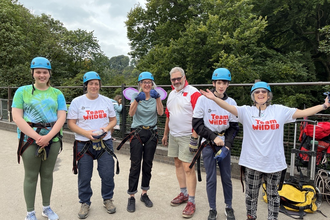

{"left": 0, "top": 120, "right": 245, "bottom": 180}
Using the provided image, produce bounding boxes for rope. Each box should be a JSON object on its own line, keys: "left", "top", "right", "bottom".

{"left": 315, "top": 169, "right": 330, "bottom": 205}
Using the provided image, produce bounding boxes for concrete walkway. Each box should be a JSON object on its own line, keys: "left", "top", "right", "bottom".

{"left": 1, "top": 129, "right": 329, "bottom": 220}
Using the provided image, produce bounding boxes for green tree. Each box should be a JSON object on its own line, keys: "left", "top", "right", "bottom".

{"left": 126, "top": 0, "right": 327, "bottom": 107}
{"left": 0, "top": 0, "right": 32, "bottom": 87}
{"left": 126, "top": 0, "right": 204, "bottom": 60}
{"left": 250, "top": 0, "right": 330, "bottom": 106}
{"left": 0, "top": 0, "right": 112, "bottom": 92}
{"left": 109, "top": 55, "right": 130, "bottom": 71}
{"left": 252, "top": 0, "right": 330, "bottom": 80}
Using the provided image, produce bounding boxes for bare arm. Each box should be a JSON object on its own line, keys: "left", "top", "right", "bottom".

{"left": 12, "top": 107, "right": 41, "bottom": 140}
{"left": 162, "top": 117, "right": 169, "bottom": 146}
{"left": 128, "top": 100, "right": 138, "bottom": 117}
{"left": 102, "top": 116, "right": 117, "bottom": 133}
{"left": 200, "top": 89, "right": 238, "bottom": 116}
{"left": 36, "top": 110, "right": 67, "bottom": 147}
{"left": 292, "top": 96, "right": 330, "bottom": 119}
{"left": 156, "top": 97, "right": 164, "bottom": 116}
{"left": 46, "top": 110, "right": 66, "bottom": 137}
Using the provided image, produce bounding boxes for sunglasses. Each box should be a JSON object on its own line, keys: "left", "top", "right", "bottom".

{"left": 254, "top": 90, "right": 267, "bottom": 94}
{"left": 141, "top": 81, "right": 152, "bottom": 85}
{"left": 171, "top": 76, "right": 183, "bottom": 82}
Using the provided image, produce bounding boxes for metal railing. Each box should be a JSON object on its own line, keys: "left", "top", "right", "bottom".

{"left": 2, "top": 82, "right": 330, "bottom": 164}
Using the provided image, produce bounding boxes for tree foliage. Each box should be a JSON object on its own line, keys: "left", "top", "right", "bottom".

{"left": 0, "top": 0, "right": 115, "bottom": 91}
{"left": 126, "top": 0, "right": 330, "bottom": 107}
{"left": 0, "top": 0, "right": 138, "bottom": 102}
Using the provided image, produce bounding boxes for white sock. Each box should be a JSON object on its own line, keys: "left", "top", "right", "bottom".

{"left": 43, "top": 205, "right": 50, "bottom": 211}
{"left": 27, "top": 210, "right": 35, "bottom": 215}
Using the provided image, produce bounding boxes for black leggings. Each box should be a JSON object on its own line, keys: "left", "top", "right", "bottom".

{"left": 127, "top": 129, "right": 158, "bottom": 195}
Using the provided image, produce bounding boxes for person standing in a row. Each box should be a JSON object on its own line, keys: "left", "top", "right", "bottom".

{"left": 162, "top": 67, "right": 201, "bottom": 218}
{"left": 193, "top": 68, "right": 239, "bottom": 220}
{"left": 67, "top": 71, "right": 117, "bottom": 219}
{"left": 12, "top": 57, "right": 67, "bottom": 220}
{"left": 126, "top": 72, "right": 164, "bottom": 213}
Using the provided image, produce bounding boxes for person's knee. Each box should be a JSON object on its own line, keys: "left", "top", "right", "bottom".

{"left": 174, "top": 157, "right": 182, "bottom": 168}
{"left": 25, "top": 174, "right": 38, "bottom": 183}
{"left": 183, "top": 162, "right": 195, "bottom": 175}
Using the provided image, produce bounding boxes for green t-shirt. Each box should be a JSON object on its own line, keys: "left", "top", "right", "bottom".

{"left": 12, "top": 85, "right": 67, "bottom": 140}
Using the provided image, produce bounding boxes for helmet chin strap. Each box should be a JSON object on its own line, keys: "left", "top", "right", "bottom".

{"left": 212, "top": 89, "right": 221, "bottom": 98}
{"left": 31, "top": 83, "right": 36, "bottom": 95}
{"left": 255, "top": 98, "right": 270, "bottom": 117}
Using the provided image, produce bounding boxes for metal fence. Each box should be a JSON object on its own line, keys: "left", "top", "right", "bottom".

{"left": 2, "top": 82, "right": 330, "bottom": 165}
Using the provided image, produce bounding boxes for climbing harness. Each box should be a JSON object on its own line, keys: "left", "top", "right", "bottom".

{"left": 72, "top": 138, "right": 120, "bottom": 175}
{"left": 17, "top": 122, "right": 62, "bottom": 163}
{"left": 117, "top": 125, "right": 157, "bottom": 150}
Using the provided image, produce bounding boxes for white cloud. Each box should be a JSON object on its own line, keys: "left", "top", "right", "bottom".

{"left": 18, "top": 0, "right": 147, "bottom": 58}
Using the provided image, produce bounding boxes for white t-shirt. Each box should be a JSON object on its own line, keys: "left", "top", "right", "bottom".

{"left": 67, "top": 94, "right": 116, "bottom": 141}
{"left": 237, "top": 104, "right": 296, "bottom": 173}
{"left": 166, "top": 84, "right": 200, "bottom": 137}
{"left": 193, "top": 95, "right": 238, "bottom": 143}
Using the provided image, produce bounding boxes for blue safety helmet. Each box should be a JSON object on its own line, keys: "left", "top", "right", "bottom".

{"left": 212, "top": 68, "right": 231, "bottom": 81}
{"left": 30, "top": 57, "right": 51, "bottom": 69}
{"left": 83, "top": 71, "right": 101, "bottom": 84}
{"left": 251, "top": 81, "right": 271, "bottom": 93}
{"left": 138, "top": 72, "right": 154, "bottom": 82}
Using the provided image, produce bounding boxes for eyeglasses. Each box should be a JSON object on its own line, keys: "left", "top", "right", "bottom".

{"left": 171, "top": 76, "right": 183, "bottom": 82}
{"left": 254, "top": 90, "right": 267, "bottom": 94}
{"left": 141, "top": 81, "right": 152, "bottom": 85}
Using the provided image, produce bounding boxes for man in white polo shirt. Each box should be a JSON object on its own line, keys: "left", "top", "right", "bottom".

{"left": 162, "top": 67, "right": 201, "bottom": 218}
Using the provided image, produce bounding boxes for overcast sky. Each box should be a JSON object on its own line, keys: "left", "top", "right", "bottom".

{"left": 17, "top": 0, "right": 147, "bottom": 58}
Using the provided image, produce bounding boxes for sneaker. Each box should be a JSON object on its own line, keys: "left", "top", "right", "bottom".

{"left": 103, "top": 199, "right": 116, "bottom": 214}
{"left": 208, "top": 209, "right": 217, "bottom": 220}
{"left": 140, "top": 194, "right": 153, "bottom": 207}
{"left": 25, "top": 211, "right": 37, "bottom": 220}
{"left": 78, "top": 203, "right": 90, "bottom": 219}
{"left": 127, "top": 197, "right": 136, "bottom": 213}
{"left": 42, "top": 207, "right": 59, "bottom": 220}
{"left": 225, "top": 208, "right": 236, "bottom": 220}
{"left": 170, "top": 192, "right": 188, "bottom": 206}
{"left": 247, "top": 215, "right": 256, "bottom": 220}
{"left": 182, "top": 202, "right": 195, "bottom": 218}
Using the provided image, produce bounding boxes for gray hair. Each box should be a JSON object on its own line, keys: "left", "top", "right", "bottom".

{"left": 169, "top": 67, "right": 185, "bottom": 77}
{"left": 251, "top": 90, "right": 273, "bottom": 106}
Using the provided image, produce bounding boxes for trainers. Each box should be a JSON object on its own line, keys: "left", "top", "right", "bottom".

{"left": 42, "top": 207, "right": 59, "bottom": 220}
{"left": 225, "top": 208, "right": 236, "bottom": 220}
{"left": 208, "top": 209, "right": 217, "bottom": 220}
{"left": 78, "top": 203, "right": 90, "bottom": 219}
{"left": 140, "top": 194, "right": 153, "bottom": 207}
{"left": 170, "top": 192, "right": 188, "bottom": 206}
{"left": 182, "top": 202, "right": 195, "bottom": 218}
{"left": 25, "top": 211, "right": 37, "bottom": 220}
{"left": 103, "top": 199, "right": 116, "bottom": 214}
{"left": 127, "top": 197, "right": 136, "bottom": 213}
